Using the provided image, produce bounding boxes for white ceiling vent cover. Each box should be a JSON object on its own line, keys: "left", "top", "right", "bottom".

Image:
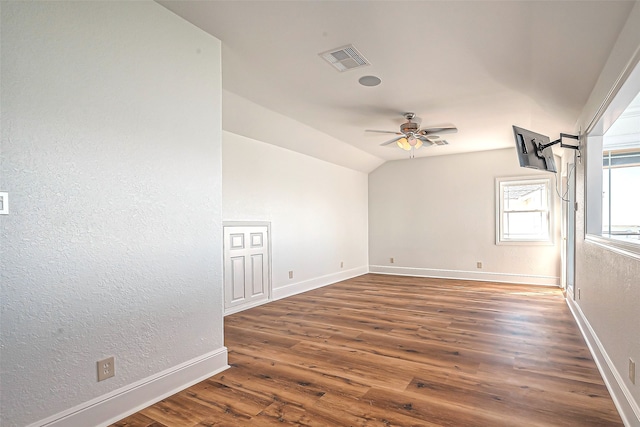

{"left": 320, "top": 44, "right": 370, "bottom": 72}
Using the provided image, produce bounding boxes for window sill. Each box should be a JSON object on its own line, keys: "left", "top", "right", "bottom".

{"left": 585, "top": 234, "right": 640, "bottom": 260}
{"left": 496, "top": 239, "right": 555, "bottom": 246}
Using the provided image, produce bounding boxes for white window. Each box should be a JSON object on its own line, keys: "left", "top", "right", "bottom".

{"left": 496, "top": 177, "right": 553, "bottom": 244}
{"left": 602, "top": 141, "right": 640, "bottom": 243}
{"left": 585, "top": 58, "right": 640, "bottom": 258}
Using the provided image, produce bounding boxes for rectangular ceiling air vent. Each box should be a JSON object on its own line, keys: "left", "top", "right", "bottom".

{"left": 319, "top": 44, "right": 370, "bottom": 72}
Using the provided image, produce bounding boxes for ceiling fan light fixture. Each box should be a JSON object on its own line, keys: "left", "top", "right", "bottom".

{"left": 369, "top": 112, "right": 457, "bottom": 157}
{"left": 396, "top": 137, "right": 411, "bottom": 151}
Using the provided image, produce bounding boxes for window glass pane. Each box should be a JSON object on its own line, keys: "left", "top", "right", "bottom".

{"left": 503, "top": 212, "right": 549, "bottom": 240}
{"left": 603, "top": 164, "right": 640, "bottom": 241}
{"left": 503, "top": 184, "right": 546, "bottom": 211}
{"left": 601, "top": 89, "right": 640, "bottom": 245}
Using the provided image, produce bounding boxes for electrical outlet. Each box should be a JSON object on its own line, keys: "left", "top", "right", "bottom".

{"left": 390, "top": 257, "right": 394, "bottom": 264}
{"left": 288, "top": 270, "right": 293, "bottom": 279}
{"left": 340, "top": 261, "right": 344, "bottom": 268}
{"left": 97, "top": 356, "right": 115, "bottom": 382}
{"left": 630, "top": 358, "right": 636, "bottom": 384}
{"left": 476, "top": 262, "right": 483, "bottom": 269}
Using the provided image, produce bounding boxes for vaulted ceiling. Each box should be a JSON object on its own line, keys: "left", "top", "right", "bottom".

{"left": 159, "top": 1, "right": 636, "bottom": 172}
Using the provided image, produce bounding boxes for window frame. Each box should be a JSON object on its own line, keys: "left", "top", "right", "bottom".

{"left": 495, "top": 176, "right": 554, "bottom": 246}
{"left": 584, "top": 52, "right": 640, "bottom": 260}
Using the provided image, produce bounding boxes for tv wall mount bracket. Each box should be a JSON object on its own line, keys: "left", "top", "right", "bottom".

{"left": 536, "top": 133, "right": 580, "bottom": 155}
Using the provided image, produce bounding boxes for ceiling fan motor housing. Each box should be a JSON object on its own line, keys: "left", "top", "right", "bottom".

{"left": 400, "top": 121, "right": 419, "bottom": 134}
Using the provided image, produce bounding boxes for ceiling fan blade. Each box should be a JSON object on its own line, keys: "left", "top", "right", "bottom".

{"left": 433, "top": 139, "right": 449, "bottom": 146}
{"left": 380, "top": 136, "right": 405, "bottom": 146}
{"left": 365, "top": 129, "right": 402, "bottom": 135}
{"left": 416, "top": 136, "right": 434, "bottom": 146}
{"left": 420, "top": 125, "right": 458, "bottom": 135}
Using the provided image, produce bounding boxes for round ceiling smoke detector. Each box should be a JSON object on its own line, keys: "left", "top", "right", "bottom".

{"left": 358, "top": 75, "right": 381, "bottom": 87}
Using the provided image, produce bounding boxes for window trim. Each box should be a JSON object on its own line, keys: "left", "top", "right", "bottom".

{"left": 495, "top": 176, "right": 554, "bottom": 246}
{"left": 584, "top": 50, "right": 640, "bottom": 259}
{"left": 585, "top": 234, "right": 640, "bottom": 261}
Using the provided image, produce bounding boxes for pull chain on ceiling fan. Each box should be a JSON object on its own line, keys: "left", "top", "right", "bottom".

{"left": 366, "top": 112, "right": 458, "bottom": 158}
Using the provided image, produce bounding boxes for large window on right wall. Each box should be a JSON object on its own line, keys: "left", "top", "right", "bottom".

{"left": 586, "top": 58, "right": 640, "bottom": 257}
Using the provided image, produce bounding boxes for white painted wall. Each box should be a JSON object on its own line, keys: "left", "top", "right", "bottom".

{"left": 222, "top": 131, "right": 369, "bottom": 300}
{"left": 0, "top": 2, "right": 225, "bottom": 426}
{"left": 369, "top": 148, "right": 561, "bottom": 285}
{"left": 223, "top": 90, "right": 384, "bottom": 173}
{"left": 572, "top": 2, "right": 640, "bottom": 424}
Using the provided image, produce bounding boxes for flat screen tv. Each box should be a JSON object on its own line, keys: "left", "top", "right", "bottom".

{"left": 512, "top": 125, "right": 557, "bottom": 173}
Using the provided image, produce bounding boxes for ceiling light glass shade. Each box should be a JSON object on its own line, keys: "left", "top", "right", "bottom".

{"left": 415, "top": 139, "right": 423, "bottom": 149}
{"left": 396, "top": 137, "right": 411, "bottom": 151}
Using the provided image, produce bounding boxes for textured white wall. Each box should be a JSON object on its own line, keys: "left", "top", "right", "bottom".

{"left": 222, "top": 131, "right": 369, "bottom": 295}
{"left": 574, "top": 0, "right": 640, "bottom": 415}
{"left": 0, "top": 2, "right": 223, "bottom": 426}
{"left": 369, "top": 148, "right": 561, "bottom": 284}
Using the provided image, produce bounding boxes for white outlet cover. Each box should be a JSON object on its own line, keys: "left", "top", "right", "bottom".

{"left": 97, "top": 356, "right": 115, "bottom": 382}
{"left": 0, "top": 192, "right": 8, "bottom": 215}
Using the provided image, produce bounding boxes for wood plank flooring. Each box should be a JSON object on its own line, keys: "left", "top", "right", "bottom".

{"left": 112, "top": 274, "right": 622, "bottom": 426}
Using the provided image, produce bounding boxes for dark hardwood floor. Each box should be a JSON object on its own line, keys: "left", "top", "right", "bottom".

{"left": 112, "top": 274, "right": 622, "bottom": 426}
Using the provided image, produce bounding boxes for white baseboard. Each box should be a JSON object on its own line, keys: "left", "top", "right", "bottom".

{"left": 31, "top": 347, "right": 229, "bottom": 427}
{"left": 566, "top": 297, "right": 640, "bottom": 427}
{"left": 272, "top": 266, "right": 368, "bottom": 301}
{"left": 369, "top": 265, "right": 559, "bottom": 286}
{"left": 225, "top": 297, "right": 272, "bottom": 316}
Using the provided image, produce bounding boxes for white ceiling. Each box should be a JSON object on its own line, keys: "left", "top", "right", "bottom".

{"left": 159, "top": 0, "right": 636, "bottom": 171}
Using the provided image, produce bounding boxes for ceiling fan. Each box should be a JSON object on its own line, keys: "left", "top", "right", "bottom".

{"left": 366, "top": 112, "right": 458, "bottom": 158}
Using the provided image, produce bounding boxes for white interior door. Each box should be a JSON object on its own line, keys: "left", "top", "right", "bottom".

{"left": 223, "top": 224, "right": 271, "bottom": 315}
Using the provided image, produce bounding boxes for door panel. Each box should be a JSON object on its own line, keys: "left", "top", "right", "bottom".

{"left": 230, "top": 256, "right": 246, "bottom": 302}
{"left": 230, "top": 233, "right": 244, "bottom": 249}
{"left": 250, "top": 232, "right": 263, "bottom": 248}
{"left": 251, "top": 254, "right": 265, "bottom": 296}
